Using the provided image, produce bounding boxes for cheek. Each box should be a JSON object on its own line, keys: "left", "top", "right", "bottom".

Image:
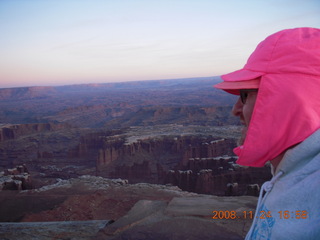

{"left": 243, "top": 105, "right": 254, "bottom": 124}
{"left": 242, "top": 95, "right": 257, "bottom": 124}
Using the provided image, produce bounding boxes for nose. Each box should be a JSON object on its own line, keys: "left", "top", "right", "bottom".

{"left": 232, "top": 97, "right": 243, "bottom": 117}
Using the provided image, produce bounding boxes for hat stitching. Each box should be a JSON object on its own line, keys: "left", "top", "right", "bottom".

{"left": 265, "top": 31, "right": 285, "bottom": 74}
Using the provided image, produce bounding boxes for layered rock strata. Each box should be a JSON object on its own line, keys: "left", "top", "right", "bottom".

{"left": 0, "top": 123, "right": 67, "bottom": 142}
{"left": 0, "top": 123, "right": 271, "bottom": 196}
{"left": 95, "top": 135, "right": 271, "bottom": 196}
{"left": 166, "top": 160, "right": 271, "bottom": 196}
{"left": 95, "top": 136, "right": 236, "bottom": 184}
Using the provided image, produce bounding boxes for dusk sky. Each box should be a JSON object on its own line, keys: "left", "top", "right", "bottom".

{"left": 0, "top": 0, "right": 319, "bottom": 88}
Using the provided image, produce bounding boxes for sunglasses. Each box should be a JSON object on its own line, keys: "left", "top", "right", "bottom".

{"left": 240, "top": 89, "right": 258, "bottom": 104}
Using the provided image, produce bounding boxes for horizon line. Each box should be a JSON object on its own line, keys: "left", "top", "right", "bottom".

{"left": 0, "top": 75, "right": 221, "bottom": 89}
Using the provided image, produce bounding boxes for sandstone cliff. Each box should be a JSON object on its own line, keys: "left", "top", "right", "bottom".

{"left": 0, "top": 123, "right": 271, "bottom": 196}
{"left": 95, "top": 135, "right": 235, "bottom": 183}
{"left": 0, "top": 123, "right": 68, "bottom": 142}
{"left": 93, "top": 131, "right": 271, "bottom": 195}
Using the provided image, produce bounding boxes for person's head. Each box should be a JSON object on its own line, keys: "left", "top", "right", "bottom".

{"left": 214, "top": 27, "right": 320, "bottom": 167}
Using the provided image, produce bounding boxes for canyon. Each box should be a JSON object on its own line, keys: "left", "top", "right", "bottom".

{"left": 0, "top": 123, "right": 271, "bottom": 195}
{"left": 0, "top": 77, "right": 271, "bottom": 239}
{"left": 0, "top": 77, "right": 237, "bottom": 128}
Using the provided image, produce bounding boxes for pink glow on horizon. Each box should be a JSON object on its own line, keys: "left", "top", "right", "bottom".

{"left": 0, "top": 0, "right": 319, "bottom": 88}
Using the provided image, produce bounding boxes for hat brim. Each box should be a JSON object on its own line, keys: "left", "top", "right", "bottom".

{"left": 222, "top": 68, "right": 264, "bottom": 81}
{"left": 214, "top": 68, "right": 263, "bottom": 94}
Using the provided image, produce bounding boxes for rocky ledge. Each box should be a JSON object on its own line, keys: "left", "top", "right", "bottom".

{"left": 0, "top": 176, "right": 257, "bottom": 239}
{"left": 0, "top": 220, "right": 113, "bottom": 240}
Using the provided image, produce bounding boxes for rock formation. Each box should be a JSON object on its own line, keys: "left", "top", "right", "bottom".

{"left": 0, "top": 164, "right": 32, "bottom": 190}
{"left": 0, "top": 123, "right": 67, "bottom": 142}
{"left": 0, "top": 122, "right": 270, "bottom": 196}
{"left": 166, "top": 156, "right": 271, "bottom": 196}
{"left": 95, "top": 135, "right": 236, "bottom": 184}
{"left": 94, "top": 133, "right": 271, "bottom": 196}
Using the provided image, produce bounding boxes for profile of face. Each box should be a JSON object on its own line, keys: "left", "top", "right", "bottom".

{"left": 232, "top": 89, "right": 258, "bottom": 145}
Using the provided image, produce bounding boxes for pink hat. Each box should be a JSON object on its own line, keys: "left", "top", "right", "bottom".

{"left": 214, "top": 27, "right": 320, "bottom": 93}
{"left": 215, "top": 27, "right": 320, "bottom": 167}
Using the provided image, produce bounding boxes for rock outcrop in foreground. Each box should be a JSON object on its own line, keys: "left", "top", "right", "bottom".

{"left": 96, "top": 196, "right": 256, "bottom": 240}
{"left": 0, "top": 176, "right": 257, "bottom": 240}
{"left": 0, "top": 220, "right": 112, "bottom": 240}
